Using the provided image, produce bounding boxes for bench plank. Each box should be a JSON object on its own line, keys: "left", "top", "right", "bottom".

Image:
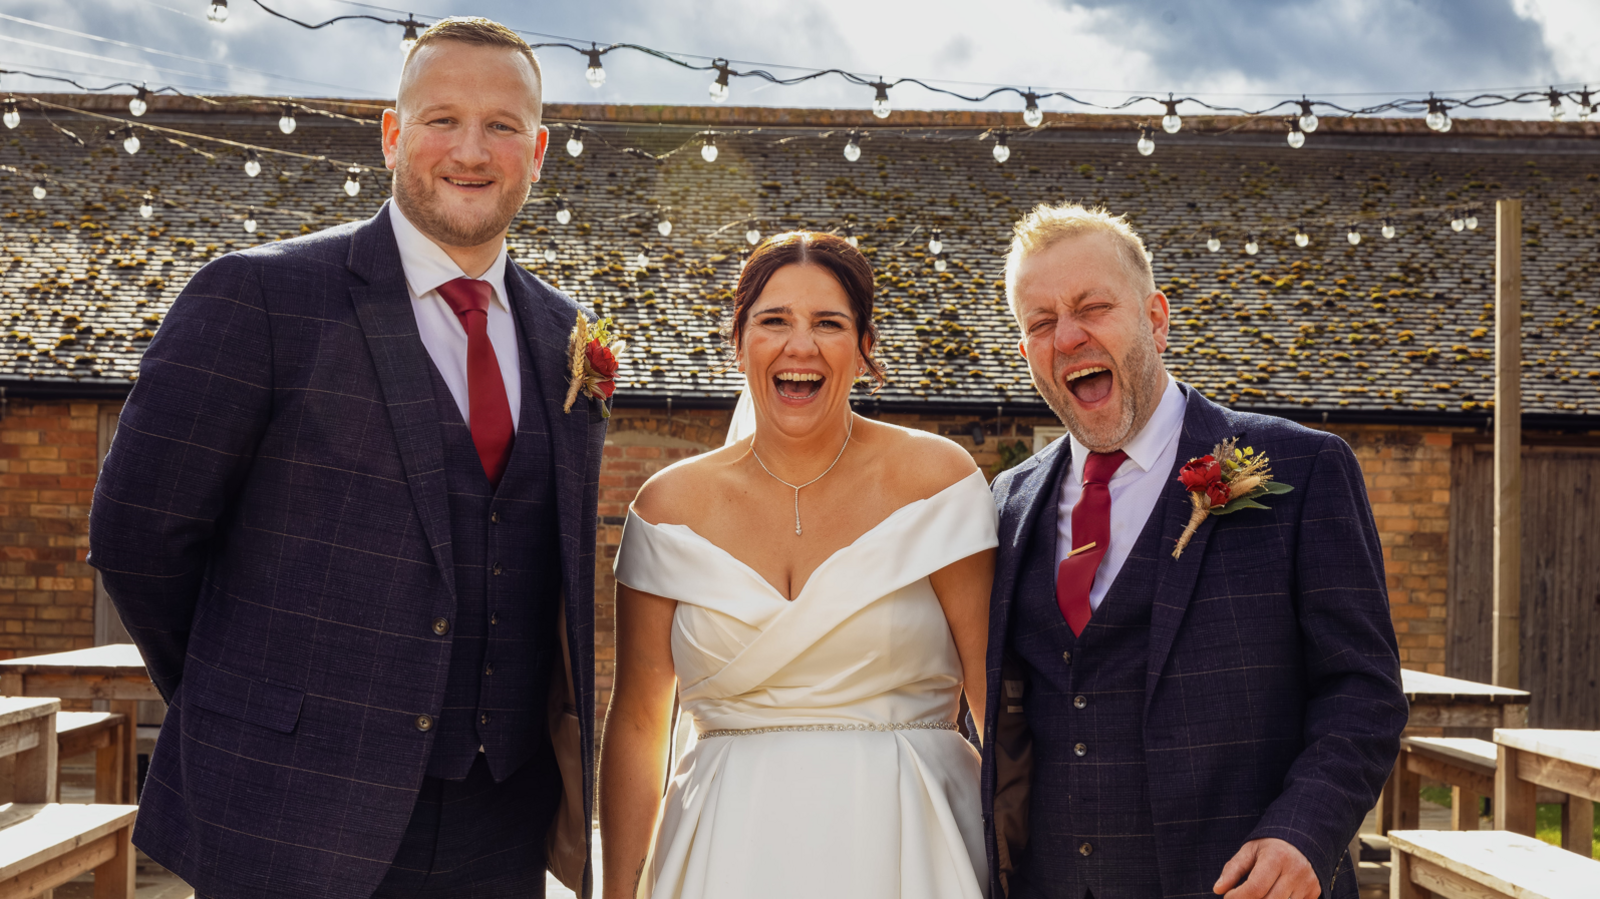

{"left": 0, "top": 699, "right": 58, "bottom": 731}
{"left": 1405, "top": 737, "right": 1499, "bottom": 773}
{"left": 1389, "top": 830, "right": 1599, "bottom": 899}
{"left": 1495, "top": 730, "right": 1600, "bottom": 772}
{"left": 0, "top": 803, "right": 138, "bottom": 883}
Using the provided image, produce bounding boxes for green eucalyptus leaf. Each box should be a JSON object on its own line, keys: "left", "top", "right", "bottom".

{"left": 1210, "top": 497, "right": 1271, "bottom": 515}
{"left": 1261, "top": 481, "right": 1295, "bottom": 495}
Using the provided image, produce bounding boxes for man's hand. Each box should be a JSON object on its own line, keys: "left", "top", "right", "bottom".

{"left": 1213, "top": 838, "right": 1321, "bottom": 899}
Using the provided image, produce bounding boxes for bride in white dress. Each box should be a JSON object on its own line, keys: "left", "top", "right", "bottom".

{"left": 599, "top": 231, "right": 997, "bottom": 899}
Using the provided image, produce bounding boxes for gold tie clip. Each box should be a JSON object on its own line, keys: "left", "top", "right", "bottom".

{"left": 1065, "top": 541, "right": 1098, "bottom": 559}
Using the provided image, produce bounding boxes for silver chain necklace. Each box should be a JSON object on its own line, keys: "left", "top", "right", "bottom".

{"left": 750, "top": 413, "right": 854, "bottom": 537}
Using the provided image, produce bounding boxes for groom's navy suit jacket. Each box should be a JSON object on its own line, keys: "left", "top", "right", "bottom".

{"left": 88, "top": 205, "right": 602, "bottom": 898}
{"left": 982, "top": 385, "right": 1406, "bottom": 899}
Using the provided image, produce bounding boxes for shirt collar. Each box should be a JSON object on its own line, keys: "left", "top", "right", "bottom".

{"left": 1067, "top": 372, "right": 1187, "bottom": 481}
{"left": 388, "top": 199, "right": 510, "bottom": 311}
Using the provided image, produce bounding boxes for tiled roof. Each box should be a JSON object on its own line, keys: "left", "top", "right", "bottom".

{"left": 2, "top": 94, "right": 1598, "bottom": 421}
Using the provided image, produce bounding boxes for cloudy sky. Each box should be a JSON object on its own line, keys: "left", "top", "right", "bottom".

{"left": 2, "top": 0, "right": 1598, "bottom": 120}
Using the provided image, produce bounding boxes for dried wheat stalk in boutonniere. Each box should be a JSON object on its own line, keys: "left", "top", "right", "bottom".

{"left": 1171, "top": 436, "right": 1294, "bottom": 559}
{"left": 563, "top": 312, "right": 626, "bottom": 418}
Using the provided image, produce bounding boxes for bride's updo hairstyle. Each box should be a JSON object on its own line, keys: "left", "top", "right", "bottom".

{"left": 728, "top": 230, "right": 886, "bottom": 391}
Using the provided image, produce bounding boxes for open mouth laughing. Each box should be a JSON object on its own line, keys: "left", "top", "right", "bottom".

{"left": 442, "top": 175, "right": 494, "bottom": 191}
{"left": 773, "top": 370, "right": 825, "bottom": 402}
{"left": 1063, "top": 364, "right": 1114, "bottom": 406}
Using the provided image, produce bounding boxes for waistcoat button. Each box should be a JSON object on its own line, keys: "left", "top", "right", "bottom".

{"left": 484, "top": 661, "right": 495, "bottom": 675}
{"left": 490, "top": 511, "right": 500, "bottom": 524}
{"left": 1073, "top": 695, "right": 1087, "bottom": 709}
{"left": 432, "top": 617, "right": 450, "bottom": 636}
{"left": 1061, "top": 650, "right": 1072, "bottom": 665}
{"left": 480, "top": 713, "right": 490, "bottom": 726}
{"left": 415, "top": 714, "right": 433, "bottom": 732}
{"left": 1074, "top": 742, "right": 1087, "bottom": 756}
{"left": 1079, "top": 842, "right": 1093, "bottom": 857}
{"left": 492, "top": 563, "right": 503, "bottom": 576}
{"left": 490, "top": 612, "right": 499, "bottom": 625}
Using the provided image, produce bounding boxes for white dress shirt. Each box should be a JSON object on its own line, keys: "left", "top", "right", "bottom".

{"left": 389, "top": 201, "right": 521, "bottom": 429}
{"left": 1056, "top": 375, "right": 1187, "bottom": 612}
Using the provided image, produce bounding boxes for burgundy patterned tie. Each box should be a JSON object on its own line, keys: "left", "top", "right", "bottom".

{"left": 1056, "top": 450, "right": 1128, "bottom": 636}
{"left": 436, "top": 278, "right": 514, "bottom": 488}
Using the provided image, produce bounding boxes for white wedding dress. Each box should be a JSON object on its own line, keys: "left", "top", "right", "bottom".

{"left": 613, "top": 468, "right": 998, "bottom": 899}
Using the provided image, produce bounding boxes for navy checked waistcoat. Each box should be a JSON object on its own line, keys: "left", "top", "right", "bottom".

{"left": 1010, "top": 458, "right": 1163, "bottom": 899}
{"left": 424, "top": 319, "right": 563, "bottom": 783}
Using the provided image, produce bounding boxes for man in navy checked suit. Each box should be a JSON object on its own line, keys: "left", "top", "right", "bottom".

{"left": 982, "top": 204, "right": 1407, "bottom": 899}
{"left": 89, "top": 18, "right": 600, "bottom": 899}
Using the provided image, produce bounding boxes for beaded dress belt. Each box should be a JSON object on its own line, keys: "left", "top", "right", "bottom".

{"left": 698, "top": 721, "right": 959, "bottom": 739}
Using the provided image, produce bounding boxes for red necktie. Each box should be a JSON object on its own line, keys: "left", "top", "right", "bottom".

{"left": 1056, "top": 450, "right": 1127, "bottom": 636}
{"left": 436, "top": 278, "right": 514, "bottom": 488}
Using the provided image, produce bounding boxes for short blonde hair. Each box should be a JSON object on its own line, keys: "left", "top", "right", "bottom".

{"left": 1004, "top": 203, "right": 1155, "bottom": 312}
{"left": 401, "top": 16, "right": 542, "bottom": 91}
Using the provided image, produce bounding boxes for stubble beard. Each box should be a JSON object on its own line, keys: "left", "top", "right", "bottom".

{"left": 391, "top": 151, "right": 529, "bottom": 249}
{"left": 1036, "top": 325, "right": 1166, "bottom": 453}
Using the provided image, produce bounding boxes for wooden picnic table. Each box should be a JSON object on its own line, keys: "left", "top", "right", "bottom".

{"left": 0, "top": 697, "right": 59, "bottom": 803}
{"left": 1494, "top": 728, "right": 1600, "bottom": 857}
{"left": 0, "top": 646, "right": 158, "bottom": 805}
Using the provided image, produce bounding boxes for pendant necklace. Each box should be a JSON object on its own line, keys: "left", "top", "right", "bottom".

{"left": 751, "top": 414, "right": 854, "bottom": 536}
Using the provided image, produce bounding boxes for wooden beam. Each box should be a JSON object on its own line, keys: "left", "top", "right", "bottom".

{"left": 1495, "top": 743, "right": 1538, "bottom": 835}
{"left": 1493, "top": 197, "right": 1522, "bottom": 690}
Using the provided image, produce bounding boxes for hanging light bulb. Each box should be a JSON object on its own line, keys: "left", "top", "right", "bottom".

{"left": 1244, "top": 234, "right": 1259, "bottom": 256}
{"left": 554, "top": 197, "right": 572, "bottom": 226}
{"left": 1579, "top": 88, "right": 1595, "bottom": 123}
{"left": 928, "top": 228, "right": 943, "bottom": 256}
{"left": 1136, "top": 124, "right": 1155, "bottom": 156}
{"left": 1465, "top": 210, "right": 1479, "bottom": 230}
{"left": 700, "top": 135, "right": 719, "bottom": 163}
{"left": 746, "top": 225, "right": 761, "bottom": 246}
{"left": 121, "top": 127, "right": 140, "bottom": 155}
{"left": 278, "top": 104, "right": 297, "bottom": 135}
{"left": 1425, "top": 96, "right": 1452, "bottom": 132}
{"left": 584, "top": 46, "right": 606, "bottom": 89}
{"left": 1547, "top": 87, "right": 1565, "bottom": 121}
{"left": 544, "top": 240, "right": 558, "bottom": 264}
{"left": 32, "top": 179, "right": 46, "bottom": 200}
{"left": 1450, "top": 212, "right": 1465, "bottom": 232}
{"left": 992, "top": 132, "right": 1011, "bottom": 164}
{"left": 1294, "top": 225, "right": 1310, "bottom": 248}
{"left": 566, "top": 127, "right": 585, "bottom": 158}
{"left": 139, "top": 192, "right": 154, "bottom": 219}
{"left": 2, "top": 100, "right": 18, "bottom": 130}
{"left": 343, "top": 166, "right": 361, "bottom": 197}
{"left": 1346, "top": 224, "right": 1361, "bottom": 245}
{"left": 1297, "top": 98, "right": 1318, "bottom": 133}
{"left": 843, "top": 223, "right": 858, "bottom": 248}
{"left": 657, "top": 212, "right": 672, "bottom": 237}
{"left": 870, "top": 81, "right": 891, "bottom": 120}
{"left": 1286, "top": 118, "right": 1305, "bottom": 149}
{"left": 1381, "top": 218, "right": 1396, "bottom": 239}
{"left": 244, "top": 148, "right": 262, "bottom": 178}
{"left": 739, "top": 248, "right": 750, "bottom": 271}
{"left": 206, "top": 0, "right": 229, "bottom": 24}
{"left": 399, "top": 17, "right": 423, "bottom": 55}
{"left": 1162, "top": 96, "right": 1182, "bottom": 134}
{"left": 709, "top": 59, "right": 732, "bottom": 104}
{"left": 634, "top": 247, "right": 649, "bottom": 269}
{"left": 1206, "top": 233, "right": 1221, "bottom": 253}
{"left": 1022, "top": 91, "right": 1043, "bottom": 128}
{"left": 129, "top": 85, "right": 149, "bottom": 117}
{"left": 843, "top": 130, "right": 862, "bottom": 162}
{"left": 934, "top": 258, "right": 947, "bottom": 273}
{"left": 1143, "top": 247, "right": 1153, "bottom": 263}
{"left": 243, "top": 208, "right": 257, "bottom": 233}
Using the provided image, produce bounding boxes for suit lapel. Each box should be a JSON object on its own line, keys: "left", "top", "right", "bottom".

{"left": 995, "top": 437, "right": 1072, "bottom": 642}
{"left": 1145, "top": 385, "right": 1232, "bottom": 703}
{"left": 347, "top": 203, "right": 456, "bottom": 597}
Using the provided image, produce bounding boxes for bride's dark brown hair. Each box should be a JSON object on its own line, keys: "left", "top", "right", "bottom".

{"left": 726, "top": 231, "right": 886, "bottom": 391}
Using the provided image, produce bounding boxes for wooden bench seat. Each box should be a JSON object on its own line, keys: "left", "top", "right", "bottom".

{"left": 1396, "top": 737, "right": 1575, "bottom": 833}
{"left": 52, "top": 712, "right": 127, "bottom": 804}
{"left": 0, "top": 802, "right": 136, "bottom": 899}
{"left": 1390, "top": 829, "right": 1597, "bottom": 899}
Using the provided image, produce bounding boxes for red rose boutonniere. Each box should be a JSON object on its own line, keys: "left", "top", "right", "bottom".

{"left": 563, "top": 312, "right": 625, "bottom": 419}
{"left": 1171, "top": 436, "right": 1293, "bottom": 558}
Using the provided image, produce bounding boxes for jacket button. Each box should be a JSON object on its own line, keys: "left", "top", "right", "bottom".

{"left": 490, "top": 511, "right": 500, "bottom": 524}
{"left": 415, "top": 714, "right": 433, "bottom": 732}
{"left": 1079, "top": 842, "right": 1093, "bottom": 857}
{"left": 1061, "top": 651, "right": 1072, "bottom": 665}
{"left": 1074, "top": 742, "right": 1087, "bottom": 757}
{"left": 490, "top": 612, "right": 499, "bottom": 626}
{"left": 432, "top": 617, "right": 450, "bottom": 636}
{"left": 1073, "top": 695, "right": 1087, "bottom": 709}
{"left": 480, "top": 713, "right": 490, "bottom": 726}
{"left": 492, "top": 563, "right": 503, "bottom": 576}
{"left": 484, "top": 661, "right": 494, "bottom": 675}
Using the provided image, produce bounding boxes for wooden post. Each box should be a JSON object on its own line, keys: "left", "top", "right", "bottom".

{"left": 1494, "top": 743, "right": 1538, "bottom": 835}
{"left": 1492, "top": 198, "right": 1522, "bottom": 689}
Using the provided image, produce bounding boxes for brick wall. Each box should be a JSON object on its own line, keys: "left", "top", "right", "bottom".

{"left": 0, "top": 400, "right": 105, "bottom": 661}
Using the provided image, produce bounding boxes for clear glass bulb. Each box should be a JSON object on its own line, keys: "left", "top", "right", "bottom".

{"left": 709, "top": 80, "right": 729, "bottom": 104}
{"left": 746, "top": 227, "right": 760, "bottom": 246}
{"left": 244, "top": 158, "right": 261, "bottom": 178}
{"left": 555, "top": 208, "right": 572, "bottom": 226}
{"left": 1347, "top": 229, "right": 1361, "bottom": 246}
{"left": 1245, "top": 239, "right": 1259, "bottom": 256}
{"left": 928, "top": 236, "right": 942, "bottom": 256}
{"left": 993, "top": 142, "right": 1011, "bottom": 164}
{"left": 139, "top": 194, "right": 154, "bottom": 219}
{"left": 586, "top": 65, "right": 605, "bottom": 89}
{"left": 634, "top": 251, "right": 648, "bottom": 268}
{"left": 1465, "top": 215, "right": 1478, "bottom": 230}
{"left": 1287, "top": 130, "right": 1305, "bottom": 149}
{"left": 1162, "top": 114, "right": 1181, "bottom": 134}
{"left": 1206, "top": 237, "right": 1221, "bottom": 253}
{"left": 1581, "top": 105, "right": 1594, "bottom": 123}
{"left": 129, "top": 95, "right": 147, "bottom": 117}
{"left": 843, "top": 139, "right": 860, "bottom": 162}
{"left": 872, "top": 97, "right": 891, "bottom": 119}
{"left": 1143, "top": 248, "right": 1153, "bottom": 263}
{"left": 566, "top": 136, "right": 584, "bottom": 158}
{"left": 1295, "top": 231, "right": 1310, "bottom": 248}
{"left": 344, "top": 171, "right": 360, "bottom": 197}
{"left": 1451, "top": 217, "right": 1465, "bottom": 232}
{"left": 1550, "top": 102, "right": 1564, "bottom": 122}
{"left": 544, "top": 244, "right": 558, "bottom": 263}
{"left": 32, "top": 183, "right": 45, "bottom": 200}
{"left": 701, "top": 141, "right": 719, "bottom": 163}
{"left": 657, "top": 219, "right": 672, "bottom": 237}
{"left": 1300, "top": 113, "right": 1318, "bottom": 133}
{"left": 2, "top": 107, "right": 18, "bottom": 130}
{"left": 846, "top": 235, "right": 858, "bottom": 248}
{"left": 207, "top": 1, "right": 228, "bottom": 23}
{"left": 934, "top": 258, "right": 947, "bottom": 272}
{"left": 1023, "top": 106, "right": 1043, "bottom": 128}
{"left": 1437, "top": 114, "right": 1452, "bottom": 133}
{"left": 1137, "top": 135, "right": 1155, "bottom": 156}
{"left": 1425, "top": 110, "right": 1444, "bottom": 131}
{"left": 123, "top": 134, "right": 140, "bottom": 155}
{"left": 244, "top": 216, "right": 257, "bottom": 234}
{"left": 401, "top": 36, "right": 418, "bottom": 55}
{"left": 1382, "top": 223, "right": 1396, "bottom": 239}
{"left": 278, "top": 114, "right": 296, "bottom": 135}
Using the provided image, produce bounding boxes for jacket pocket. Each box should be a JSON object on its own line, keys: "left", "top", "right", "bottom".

{"left": 183, "top": 659, "right": 305, "bottom": 734}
